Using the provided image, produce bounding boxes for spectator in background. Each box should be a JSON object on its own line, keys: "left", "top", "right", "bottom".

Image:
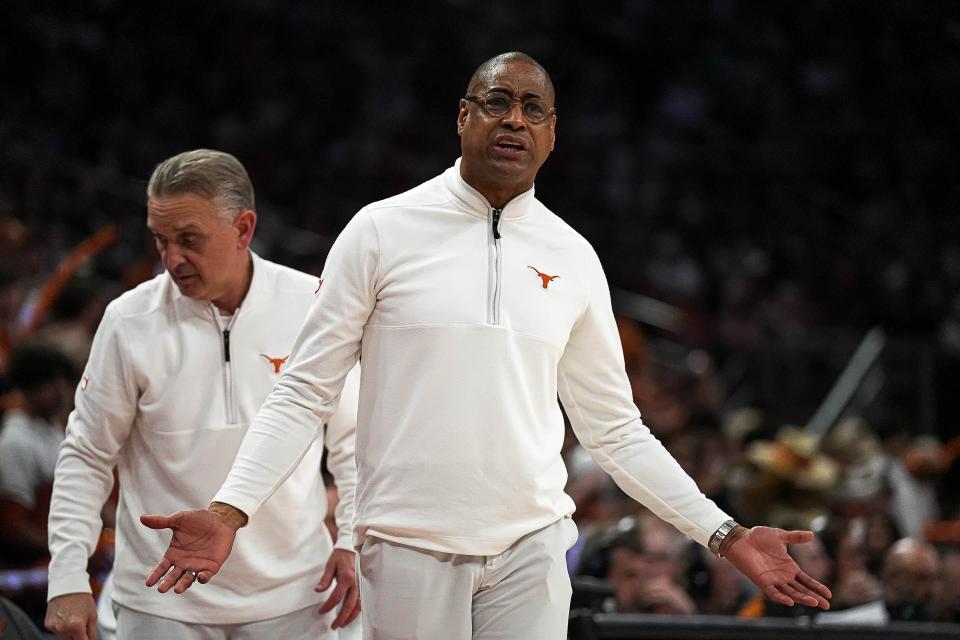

{"left": 0, "top": 345, "right": 74, "bottom": 566}
{"left": 684, "top": 543, "right": 752, "bottom": 616}
{"left": 30, "top": 278, "right": 108, "bottom": 374}
{"left": 738, "top": 426, "right": 839, "bottom": 531}
{"left": 574, "top": 515, "right": 698, "bottom": 615}
{"left": 821, "top": 519, "right": 884, "bottom": 611}
{"left": 823, "top": 417, "right": 940, "bottom": 541}
{"left": 606, "top": 517, "right": 697, "bottom": 615}
{"left": 934, "top": 549, "right": 960, "bottom": 623}
{"left": 818, "top": 537, "right": 942, "bottom": 625}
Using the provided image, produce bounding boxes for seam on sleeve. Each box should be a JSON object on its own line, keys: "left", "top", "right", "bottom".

{"left": 558, "top": 368, "right": 708, "bottom": 539}
{"left": 368, "top": 208, "right": 383, "bottom": 291}
{"left": 106, "top": 306, "right": 136, "bottom": 397}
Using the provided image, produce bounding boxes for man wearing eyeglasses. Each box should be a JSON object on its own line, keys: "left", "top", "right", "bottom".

{"left": 144, "top": 52, "right": 832, "bottom": 639}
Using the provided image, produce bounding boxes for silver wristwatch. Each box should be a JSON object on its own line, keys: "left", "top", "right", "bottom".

{"left": 708, "top": 519, "right": 739, "bottom": 558}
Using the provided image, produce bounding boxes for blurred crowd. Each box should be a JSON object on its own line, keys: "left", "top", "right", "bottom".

{"left": 563, "top": 319, "right": 960, "bottom": 624}
{"left": 2, "top": 0, "right": 960, "bottom": 632}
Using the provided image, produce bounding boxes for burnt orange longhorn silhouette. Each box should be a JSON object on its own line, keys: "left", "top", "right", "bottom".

{"left": 528, "top": 265, "right": 560, "bottom": 289}
{"left": 260, "top": 354, "right": 289, "bottom": 373}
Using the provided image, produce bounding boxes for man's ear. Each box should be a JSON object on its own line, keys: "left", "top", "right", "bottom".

{"left": 457, "top": 99, "right": 469, "bottom": 136}
{"left": 235, "top": 209, "right": 257, "bottom": 250}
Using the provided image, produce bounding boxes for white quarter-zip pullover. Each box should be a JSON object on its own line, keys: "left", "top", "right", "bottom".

{"left": 47, "top": 254, "right": 360, "bottom": 624}
{"left": 216, "top": 161, "right": 729, "bottom": 555}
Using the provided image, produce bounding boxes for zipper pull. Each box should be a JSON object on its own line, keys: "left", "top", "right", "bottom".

{"left": 492, "top": 208, "right": 502, "bottom": 239}
{"left": 223, "top": 329, "right": 231, "bottom": 363}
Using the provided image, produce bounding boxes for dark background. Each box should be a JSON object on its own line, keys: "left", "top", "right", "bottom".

{"left": 3, "top": 1, "right": 960, "bottom": 435}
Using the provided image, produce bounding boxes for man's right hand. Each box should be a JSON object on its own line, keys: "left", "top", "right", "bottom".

{"left": 141, "top": 503, "right": 245, "bottom": 594}
{"left": 45, "top": 593, "right": 97, "bottom": 640}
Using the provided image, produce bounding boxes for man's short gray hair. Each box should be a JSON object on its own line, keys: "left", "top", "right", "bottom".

{"left": 147, "top": 149, "right": 255, "bottom": 217}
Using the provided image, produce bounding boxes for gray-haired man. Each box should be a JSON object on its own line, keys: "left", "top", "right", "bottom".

{"left": 44, "top": 149, "right": 360, "bottom": 639}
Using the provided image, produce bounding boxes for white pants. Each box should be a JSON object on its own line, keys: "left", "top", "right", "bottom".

{"left": 359, "top": 517, "right": 577, "bottom": 640}
{"left": 114, "top": 603, "right": 336, "bottom": 640}
{"left": 96, "top": 572, "right": 117, "bottom": 640}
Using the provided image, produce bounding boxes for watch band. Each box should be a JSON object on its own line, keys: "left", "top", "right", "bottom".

{"left": 708, "top": 519, "right": 739, "bottom": 558}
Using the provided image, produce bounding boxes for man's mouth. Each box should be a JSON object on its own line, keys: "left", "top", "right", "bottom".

{"left": 493, "top": 136, "right": 528, "bottom": 158}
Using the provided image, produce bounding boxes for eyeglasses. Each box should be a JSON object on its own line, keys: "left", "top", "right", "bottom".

{"left": 464, "top": 91, "right": 556, "bottom": 124}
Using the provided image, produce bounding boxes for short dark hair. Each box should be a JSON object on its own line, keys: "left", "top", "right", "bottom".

{"left": 9, "top": 345, "right": 75, "bottom": 391}
{"left": 466, "top": 51, "right": 555, "bottom": 104}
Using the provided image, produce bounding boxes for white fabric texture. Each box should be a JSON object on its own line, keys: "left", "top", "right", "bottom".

{"left": 96, "top": 571, "right": 116, "bottom": 640}
{"left": 359, "top": 517, "right": 577, "bottom": 640}
{"left": 102, "top": 570, "right": 360, "bottom": 639}
{"left": 47, "top": 253, "right": 360, "bottom": 625}
{"left": 214, "top": 160, "right": 729, "bottom": 556}
{"left": 114, "top": 602, "right": 337, "bottom": 640}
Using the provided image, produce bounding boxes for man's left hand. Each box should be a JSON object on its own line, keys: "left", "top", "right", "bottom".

{"left": 723, "top": 526, "right": 832, "bottom": 609}
{"left": 315, "top": 548, "right": 360, "bottom": 629}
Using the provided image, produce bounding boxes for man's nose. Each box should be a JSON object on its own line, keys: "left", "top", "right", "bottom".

{"left": 501, "top": 102, "right": 527, "bottom": 129}
{"left": 162, "top": 245, "right": 186, "bottom": 272}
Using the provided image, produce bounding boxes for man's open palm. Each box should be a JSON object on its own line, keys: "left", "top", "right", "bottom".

{"left": 141, "top": 510, "right": 238, "bottom": 594}
{"left": 725, "top": 526, "right": 832, "bottom": 609}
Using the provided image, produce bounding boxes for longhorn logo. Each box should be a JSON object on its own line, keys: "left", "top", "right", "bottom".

{"left": 260, "top": 354, "right": 289, "bottom": 373}
{"left": 528, "top": 266, "right": 560, "bottom": 289}
{"left": 315, "top": 278, "right": 324, "bottom": 294}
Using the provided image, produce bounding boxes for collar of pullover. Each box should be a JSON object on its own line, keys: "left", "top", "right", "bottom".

{"left": 445, "top": 158, "right": 536, "bottom": 220}
{"left": 173, "top": 251, "right": 266, "bottom": 320}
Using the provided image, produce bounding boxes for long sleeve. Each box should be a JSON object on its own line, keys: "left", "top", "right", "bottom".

{"left": 556, "top": 250, "right": 729, "bottom": 547}
{"left": 325, "top": 364, "right": 360, "bottom": 552}
{"left": 47, "top": 306, "right": 139, "bottom": 600}
{"left": 213, "top": 209, "right": 380, "bottom": 517}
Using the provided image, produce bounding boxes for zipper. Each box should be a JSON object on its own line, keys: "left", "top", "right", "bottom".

{"left": 488, "top": 208, "right": 503, "bottom": 325}
{"left": 213, "top": 308, "right": 239, "bottom": 424}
